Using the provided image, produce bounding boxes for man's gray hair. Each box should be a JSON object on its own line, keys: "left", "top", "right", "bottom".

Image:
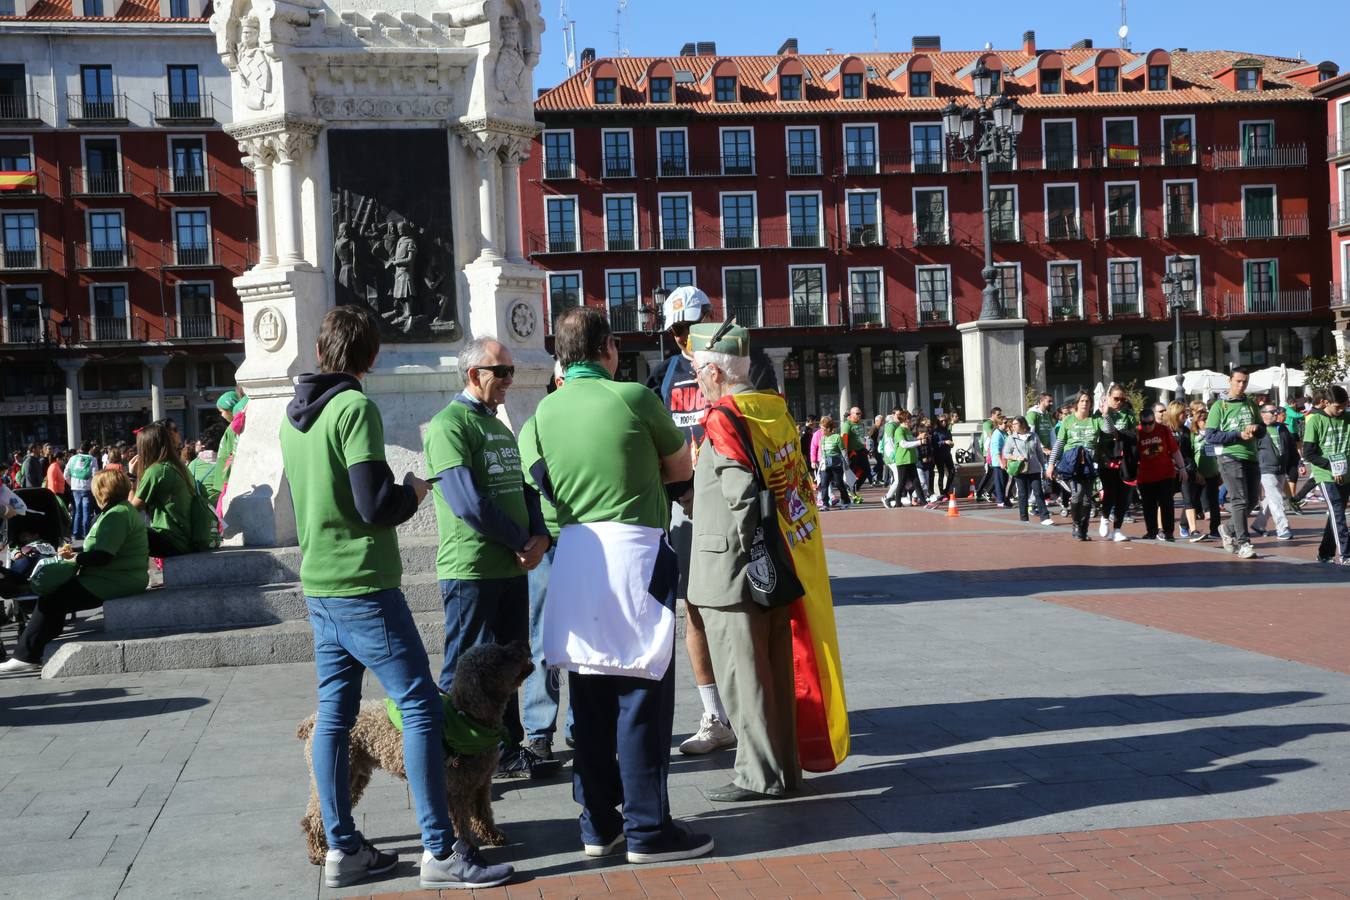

{"left": 458, "top": 336, "right": 500, "bottom": 381}
{"left": 691, "top": 349, "right": 750, "bottom": 384}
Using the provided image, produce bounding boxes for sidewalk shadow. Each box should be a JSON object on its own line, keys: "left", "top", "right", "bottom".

{"left": 0, "top": 687, "right": 208, "bottom": 726}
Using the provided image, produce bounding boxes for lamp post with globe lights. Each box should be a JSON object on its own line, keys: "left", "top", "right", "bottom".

{"left": 1163, "top": 256, "right": 1197, "bottom": 400}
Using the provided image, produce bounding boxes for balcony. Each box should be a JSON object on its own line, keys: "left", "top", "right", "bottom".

{"left": 1222, "top": 289, "right": 1311, "bottom": 315}
{"left": 1108, "top": 298, "right": 1143, "bottom": 318}
{"left": 720, "top": 154, "right": 755, "bottom": 176}
{"left": 850, "top": 300, "right": 882, "bottom": 326}
{"left": 913, "top": 225, "right": 950, "bottom": 246}
{"left": 167, "top": 315, "right": 238, "bottom": 340}
{"left": 604, "top": 230, "right": 637, "bottom": 252}
{"left": 1219, "top": 216, "right": 1310, "bottom": 240}
{"left": 1041, "top": 145, "right": 1079, "bottom": 170}
{"left": 990, "top": 220, "right": 1018, "bottom": 243}
{"left": 775, "top": 301, "right": 830, "bottom": 327}
{"left": 659, "top": 231, "right": 691, "bottom": 250}
{"left": 787, "top": 227, "right": 823, "bottom": 249}
{"left": 1091, "top": 144, "right": 1197, "bottom": 168}
{"left": 721, "top": 227, "right": 756, "bottom": 250}
{"left": 844, "top": 152, "right": 878, "bottom": 175}
{"left": 153, "top": 93, "right": 215, "bottom": 124}
{"left": 657, "top": 154, "right": 688, "bottom": 177}
{"left": 1046, "top": 218, "right": 1083, "bottom": 242}
{"left": 158, "top": 167, "right": 215, "bottom": 195}
{"left": 0, "top": 244, "right": 41, "bottom": 270}
{"left": 67, "top": 93, "right": 128, "bottom": 125}
{"left": 786, "top": 154, "right": 821, "bottom": 176}
{"left": 0, "top": 169, "right": 43, "bottom": 196}
{"left": 1331, "top": 283, "right": 1349, "bottom": 310}
{"left": 168, "top": 240, "right": 214, "bottom": 267}
{"left": 608, "top": 304, "right": 645, "bottom": 334}
{"left": 725, "top": 301, "right": 760, "bottom": 328}
{"left": 1106, "top": 218, "right": 1141, "bottom": 239}
{"left": 74, "top": 241, "right": 133, "bottom": 270}
{"left": 1048, "top": 296, "right": 1084, "bottom": 320}
{"left": 1, "top": 318, "right": 43, "bottom": 343}
{"left": 917, "top": 301, "right": 951, "bottom": 326}
{"left": 1331, "top": 202, "right": 1350, "bottom": 231}
{"left": 0, "top": 94, "right": 42, "bottom": 126}
{"left": 542, "top": 156, "right": 575, "bottom": 179}
{"left": 533, "top": 230, "right": 584, "bottom": 254}
{"left": 601, "top": 156, "right": 633, "bottom": 178}
{"left": 1329, "top": 134, "right": 1350, "bottom": 162}
{"left": 1165, "top": 214, "right": 1200, "bottom": 237}
{"left": 848, "top": 225, "right": 882, "bottom": 248}
{"left": 71, "top": 167, "right": 126, "bottom": 196}
{"left": 1213, "top": 144, "right": 1308, "bottom": 169}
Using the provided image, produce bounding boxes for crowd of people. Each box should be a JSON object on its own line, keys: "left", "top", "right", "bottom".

{"left": 803, "top": 407, "right": 959, "bottom": 510}
{"left": 0, "top": 391, "right": 249, "bottom": 672}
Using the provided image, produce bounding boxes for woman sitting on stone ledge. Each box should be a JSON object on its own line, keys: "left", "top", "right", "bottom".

{"left": 131, "top": 423, "right": 195, "bottom": 559}
{"left": 0, "top": 469, "right": 149, "bottom": 674}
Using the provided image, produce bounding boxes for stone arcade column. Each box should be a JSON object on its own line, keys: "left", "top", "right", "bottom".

{"left": 144, "top": 355, "right": 171, "bottom": 422}
{"left": 1030, "top": 346, "right": 1049, "bottom": 395}
{"left": 1222, "top": 329, "right": 1249, "bottom": 371}
{"left": 1293, "top": 326, "right": 1319, "bottom": 359}
{"left": 836, "top": 352, "right": 852, "bottom": 423}
{"left": 859, "top": 347, "right": 874, "bottom": 413}
{"left": 764, "top": 347, "right": 790, "bottom": 395}
{"left": 501, "top": 143, "right": 525, "bottom": 262}
{"left": 1093, "top": 334, "right": 1121, "bottom": 386}
{"left": 1335, "top": 329, "right": 1348, "bottom": 360}
{"left": 803, "top": 352, "right": 817, "bottom": 414}
{"left": 58, "top": 359, "right": 84, "bottom": 448}
{"left": 903, "top": 350, "right": 921, "bottom": 413}
{"left": 1153, "top": 341, "right": 1173, "bottom": 402}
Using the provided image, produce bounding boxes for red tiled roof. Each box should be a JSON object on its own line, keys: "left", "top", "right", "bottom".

{"left": 0, "top": 0, "right": 209, "bottom": 23}
{"left": 536, "top": 48, "right": 1320, "bottom": 115}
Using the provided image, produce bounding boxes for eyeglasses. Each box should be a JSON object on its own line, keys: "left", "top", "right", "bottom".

{"left": 472, "top": 365, "right": 515, "bottom": 379}
{"left": 1109, "top": 395, "right": 1125, "bottom": 403}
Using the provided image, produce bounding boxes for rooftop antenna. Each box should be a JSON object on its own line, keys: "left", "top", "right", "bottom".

{"left": 559, "top": 0, "right": 577, "bottom": 74}
{"left": 871, "top": 12, "right": 878, "bottom": 51}
{"left": 1118, "top": 0, "right": 1130, "bottom": 50}
{"left": 612, "top": 0, "right": 628, "bottom": 57}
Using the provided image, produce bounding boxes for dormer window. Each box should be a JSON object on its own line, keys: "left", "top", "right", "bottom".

{"left": 1098, "top": 67, "right": 1119, "bottom": 92}
{"left": 1236, "top": 67, "right": 1260, "bottom": 91}
{"left": 1149, "top": 64, "right": 1170, "bottom": 90}
{"left": 1040, "top": 69, "right": 1061, "bottom": 94}
{"left": 714, "top": 75, "right": 737, "bottom": 102}
{"left": 594, "top": 77, "right": 617, "bottom": 104}
{"left": 842, "top": 72, "right": 863, "bottom": 99}
{"left": 909, "top": 70, "right": 931, "bottom": 97}
{"left": 989, "top": 70, "right": 1001, "bottom": 94}
{"left": 780, "top": 74, "right": 802, "bottom": 101}
{"left": 649, "top": 77, "right": 671, "bottom": 103}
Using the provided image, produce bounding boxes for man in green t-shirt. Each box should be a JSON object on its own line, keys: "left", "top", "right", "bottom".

{"left": 1203, "top": 367, "right": 1265, "bottom": 558}
{"left": 520, "top": 307, "right": 712, "bottom": 865}
{"left": 1301, "top": 385, "right": 1350, "bottom": 563}
{"left": 1025, "top": 393, "right": 1055, "bottom": 461}
{"left": 280, "top": 306, "right": 511, "bottom": 891}
{"left": 424, "top": 336, "right": 555, "bottom": 779}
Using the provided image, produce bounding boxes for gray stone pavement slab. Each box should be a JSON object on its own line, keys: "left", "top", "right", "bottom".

{"left": 1, "top": 541, "right": 1350, "bottom": 897}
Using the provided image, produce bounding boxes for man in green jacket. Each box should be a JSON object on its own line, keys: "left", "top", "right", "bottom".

{"left": 1204, "top": 367, "right": 1264, "bottom": 559}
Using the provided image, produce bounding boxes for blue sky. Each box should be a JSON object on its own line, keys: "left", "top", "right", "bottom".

{"left": 534, "top": 0, "right": 1344, "bottom": 88}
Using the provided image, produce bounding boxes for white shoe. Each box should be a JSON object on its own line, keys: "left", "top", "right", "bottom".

{"left": 420, "top": 842, "right": 513, "bottom": 889}
{"left": 1040, "top": 518, "right": 1055, "bottom": 526}
{"left": 583, "top": 833, "right": 626, "bottom": 858}
{"left": 679, "top": 713, "right": 736, "bottom": 755}
{"left": 1111, "top": 531, "right": 1130, "bottom": 542}
{"left": 0, "top": 658, "right": 40, "bottom": 675}
{"left": 1236, "top": 542, "right": 1257, "bottom": 560}
{"left": 1098, "top": 518, "right": 1110, "bottom": 538}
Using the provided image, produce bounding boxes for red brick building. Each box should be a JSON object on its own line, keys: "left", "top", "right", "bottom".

{"left": 1313, "top": 68, "right": 1350, "bottom": 347}
{"left": 0, "top": 0, "right": 253, "bottom": 455}
{"left": 524, "top": 34, "right": 1335, "bottom": 418}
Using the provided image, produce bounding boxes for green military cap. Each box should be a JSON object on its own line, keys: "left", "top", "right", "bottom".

{"left": 215, "top": 390, "right": 238, "bottom": 411}
{"left": 689, "top": 319, "right": 749, "bottom": 357}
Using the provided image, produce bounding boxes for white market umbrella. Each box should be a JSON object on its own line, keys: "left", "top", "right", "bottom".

{"left": 1093, "top": 381, "right": 1106, "bottom": 411}
{"left": 1245, "top": 365, "right": 1305, "bottom": 395}
{"left": 1143, "top": 369, "right": 1230, "bottom": 395}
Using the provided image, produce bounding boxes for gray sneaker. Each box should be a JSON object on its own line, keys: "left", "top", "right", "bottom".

{"left": 420, "top": 840, "right": 513, "bottom": 889}
{"left": 325, "top": 841, "right": 398, "bottom": 888}
{"left": 1236, "top": 542, "right": 1257, "bottom": 560}
{"left": 1218, "top": 522, "right": 1236, "bottom": 553}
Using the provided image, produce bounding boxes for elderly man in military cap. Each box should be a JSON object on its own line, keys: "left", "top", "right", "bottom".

{"left": 687, "top": 321, "right": 802, "bottom": 802}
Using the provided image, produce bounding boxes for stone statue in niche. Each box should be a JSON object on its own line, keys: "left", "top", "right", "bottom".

{"left": 328, "top": 129, "right": 458, "bottom": 342}
{"left": 495, "top": 15, "right": 528, "bottom": 104}
{"left": 235, "top": 16, "right": 274, "bottom": 111}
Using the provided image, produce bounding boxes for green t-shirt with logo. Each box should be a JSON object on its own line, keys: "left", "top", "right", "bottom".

{"left": 843, "top": 419, "right": 865, "bottom": 455}
{"left": 1303, "top": 411, "right": 1350, "bottom": 484}
{"left": 893, "top": 425, "right": 916, "bottom": 466}
{"left": 881, "top": 421, "right": 897, "bottom": 465}
{"left": 424, "top": 399, "right": 529, "bottom": 580}
{"left": 520, "top": 366, "right": 687, "bottom": 532}
{"left": 206, "top": 426, "right": 237, "bottom": 502}
{"left": 1207, "top": 395, "right": 1261, "bottom": 461}
{"left": 78, "top": 501, "right": 149, "bottom": 601}
{"left": 1026, "top": 407, "right": 1055, "bottom": 449}
{"left": 279, "top": 389, "right": 403, "bottom": 597}
{"left": 135, "top": 461, "right": 192, "bottom": 554}
{"left": 1057, "top": 415, "right": 1104, "bottom": 452}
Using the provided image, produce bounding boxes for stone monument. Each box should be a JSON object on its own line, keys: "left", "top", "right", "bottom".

{"left": 209, "top": 0, "right": 547, "bottom": 546}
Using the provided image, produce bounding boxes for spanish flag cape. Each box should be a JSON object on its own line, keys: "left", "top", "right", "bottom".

{"left": 703, "top": 390, "right": 849, "bottom": 772}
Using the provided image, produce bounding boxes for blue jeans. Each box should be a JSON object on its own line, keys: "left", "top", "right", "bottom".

{"left": 306, "top": 589, "right": 451, "bottom": 858}
{"left": 72, "top": 490, "right": 94, "bottom": 540}
{"left": 523, "top": 546, "right": 574, "bottom": 744}
{"left": 439, "top": 575, "right": 528, "bottom": 747}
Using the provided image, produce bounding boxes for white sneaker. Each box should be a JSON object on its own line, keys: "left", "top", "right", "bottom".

{"left": 678, "top": 713, "right": 736, "bottom": 755}
{"left": 325, "top": 841, "right": 398, "bottom": 888}
{"left": 1099, "top": 518, "right": 1110, "bottom": 538}
{"left": 0, "top": 658, "right": 40, "bottom": 675}
{"left": 1236, "top": 542, "right": 1257, "bottom": 560}
{"left": 583, "top": 833, "right": 626, "bottom": 858}
{"left": 1112, "top": 531, "right": 1130, "bottom": 542}
{"left": 1040, "top": 518, "right": 1055, "bottom": 526}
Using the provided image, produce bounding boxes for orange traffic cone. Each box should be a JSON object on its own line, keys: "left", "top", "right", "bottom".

{"left": 946, "top": 493, "right": 961, "bottom": 517}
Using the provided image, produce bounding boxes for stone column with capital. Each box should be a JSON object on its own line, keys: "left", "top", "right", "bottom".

{"left": 1335, "top": 329, "right": 1348, "bottom": 360}
{"left": 836, "top": 351, "right": 852, "bottom": 423}
{"left": 859, "top": 347, "right": 875, "bottom": 413}
{"left": 144, "top": 355, "right": 171, "bottom": 422}
{"left": 1030, "top": 346, "right": 1049, "bottom": 394}
{"left": 500, "top": 140, "right": 528, "bottom": 262}
{"left": 1092, "top": 334, "right": 1121, "bottom": 386}
{"left": 462, "top": 131, "right": 505, "bottom": 263}
{"left": 1292, "top": 326, "right": 1320, "bottom": 359}
{"left": 1221, "top": 329, "right": 1249, "bottom": 371}
{"left": 58, "top": 359, "right": 85, "bottom": 448}
{"left": 764, "top": 346, "right": 790, "bottom": 395}
{"left": 903, "top": 350, "right": 921, "bottom": 412}
{"left": 241, "top": 146, "right": 277, "bottom": 268}
{"left": 268, "top": 130, "right": 314, "bottom": 267}
{"left": 1153, "top": 340, "right": 1173, "bottom": 401}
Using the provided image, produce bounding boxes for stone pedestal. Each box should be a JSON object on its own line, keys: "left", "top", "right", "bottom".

{"left": 957, "top": 318, "right": 1027, "bottom": 421}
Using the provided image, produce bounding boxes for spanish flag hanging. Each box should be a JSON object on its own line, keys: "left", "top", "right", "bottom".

{"left": 703, "top": 391, "right": 850, "bottom": 772}
{"left": 1107, "top": 144, "right": 1140, "bottom": 163}
{"left": 1169, "top": 134, "right": 1192, "bottom": 156}
{"left": 0, "top": 171, "right": 37, "bottom": 191}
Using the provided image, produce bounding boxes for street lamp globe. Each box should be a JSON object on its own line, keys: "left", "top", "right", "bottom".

{"left": 972, "top": 61, "right": 993, "bottom": 100}
{"left": 1008, "top": 97, "right": 1025, "bottom": 136}
{"left": 991, "top": 95, "right": 1014, "bottom": 130}
{"left": 57, "top": 318, "right": 74, "bottom": 343}
{"left": 959, "top": 109, "right": 976, "bottom": 141}
{"left": 941, "top": 101, "right": 964, "bottom": 137}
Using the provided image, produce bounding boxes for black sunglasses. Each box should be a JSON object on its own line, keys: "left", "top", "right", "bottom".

{"left": 472, "top": 365, "right": 515, "bottom": 379}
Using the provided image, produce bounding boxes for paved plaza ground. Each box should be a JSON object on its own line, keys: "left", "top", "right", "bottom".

{"left": 2, "top": 489, "right": 1350, "bottom": 898}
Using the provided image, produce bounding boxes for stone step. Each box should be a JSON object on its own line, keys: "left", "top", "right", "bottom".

{"left": 101, "top": 574, "right": 443, "bottom": 633}
{"left": 160, "top": 538, "right": 441, "bottom": 589}
{"left": 43, "top": 611, "right": 449, "bottom": 678}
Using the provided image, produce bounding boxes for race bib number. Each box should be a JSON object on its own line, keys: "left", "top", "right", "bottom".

{"left": 1332, "top": 455, "right": 1347, "bottom": 477}
{"left": 1205, "top": 444, "right": 1218, "bottom": 457}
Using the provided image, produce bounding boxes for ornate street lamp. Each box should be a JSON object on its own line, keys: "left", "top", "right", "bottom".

{"left": 942, "top": 62, "right": 1024, "bottom": 321}
{"left": 1163, "top": 256, "right": 1196, "bottom": 398}
{"left": 649, "top": 286, "right": 670, "bottom": 357}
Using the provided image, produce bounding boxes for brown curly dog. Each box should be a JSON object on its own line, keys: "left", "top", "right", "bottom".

{"left": 297, "top": 640, "right": 533, "bottom": 865}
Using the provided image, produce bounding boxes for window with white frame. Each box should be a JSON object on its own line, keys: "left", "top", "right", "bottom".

{"left": 657, "top": 128, "right": 687, "bottom": 176}
{"left": 1241, "top": 121, "right": 1274, "bottom": 165}
{"left": 1107, "top": 258, "right": 1142, "bottom": 315}
{"left": 1244, "top": 259, "right": 1278, "bottom": 312}
{"left": 1165, "top": 255, "right": 1201, "bottom": 311}
{"left": 913, "top": 188, "right": 947, "bottom": 244}
{"left": 1047, "top": 261, "right": 1082, "bottom": 318}
{"left": 721, "top": 193, "right": 756, "bottom": 248}
{"left": 545, "top": 196, "right": 577, "bottom": 252}
{"left": 2, "top": 285, "right": 41, "bottom": 342}
{"left": 604, "top": 195, "right": 637, "bottom": 250}
{"left": 1104, "top": 118, "right": 1139, "bottom": 165}
{"left": 916, "top": 266, "right": 950, "bottom": 323}
{"left": 543, "top": 131, "right": 574, "bottom": 179}
{"left": 659, "top": 194, "right": 691, "bottom": 249}
{"left": 661, "top": 268, "right": 694, "bottom": 293}
{"left": 786, "top": 127, "right": 819, "bottom": 174}
{"left": 90, "top": 284, "right": 129, "bottom": 340}
{"left": 173, "top": 209, "right": 211, "bottom": 264}
{"left": 789, "top": 265, "right": 826, "bottom": 326}
{"left": 1045, "top": 184, "right": 1080, "bottom": 240}
{"left": 169, "top": 136, "right": 207, "bottom": 192}
{"left": 723, "top": 267, "right": 761, "bottom": 326}
{"left": 547, "top": 271, "right": 581, "bottom": 325}
{"left": 1, "top": 210, "right": 38, "bottom": 269}
{"left": 990, "top": 186, "right": 1017, "bottom": 241}
{"left": 1164, "top": 181, "right": 1198, "bottom": 236}
{"left": 88, "top": 208, "right": 126, "bottom": 267}
{"left": 605, "top": 270, "right": 640, "bottom": 331}
{"left": 848, "top": 268, "right": 883, "bottom": 325}
{"left": 721, "top": 128, "right": 753, "bottom": 175}
{"left": 602, "top": 129, "right": 633, "bottom": 178}
{"left": 993, "top": 264, "right": 1020, "bottom": 317}
{"left": 82, "top": 137, "right": 120, "bottom": 193}
{"left": 0, "top": 137, "right": 33, "bottom": 176}
{"left": 1042, "top": 120, "right": 1076, "bottom": 169}
{"left": 787, "top": 192, "right": 821, "bottom": 247}
{"left": 911, "top": 122, "right": 944, "bottom": 172}
{"left": 1106, "top": 182, "right": 1139, "bottom": 237}
{"left": 844, "top": 124, "right": 877, "bottom": 174}
{"left": 177, "top": 282, "right": 214, "bottom": 338}
{"left": 846, "top": 190, "right": 880, "bottom": 246}
{"left": 1161, "top": 116, "right": 1195, "bottom": 164}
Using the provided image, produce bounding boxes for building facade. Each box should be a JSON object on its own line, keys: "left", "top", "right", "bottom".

{"left": 1313, "top": 70, "right": 1350, "bottom": 346}
{"left": 525, "top": 34, "right": 1336, "bottom": 419}
{"left": 0, "top": 0, "right": 251, "bottom": 457}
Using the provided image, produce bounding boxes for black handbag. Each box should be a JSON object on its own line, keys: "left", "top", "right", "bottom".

{"left": 706, "top": 406, "right": 805, "bottom": 610}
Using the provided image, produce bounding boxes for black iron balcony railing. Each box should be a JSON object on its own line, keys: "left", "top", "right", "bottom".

{"left": 159, "top": 166, "right": 213, "bottom": 194}
{"left": 153, "top": 93, "right": 214, "bottom": 122}
{"left": 0, "top": 318, "right": 43, "bottom": 343}
{"left": 67, "top": 93, "right": 127, "bottom": 123}
{"left": 168, "top": 315, "right": 238, "bottom": 340}
{"left": 1214, "top": 144, "right": 1308, "bottom": 169}
{"left": 850, "top": 299, "right": 882, "bottom": 326}
{"left": 660, "top": 231, "right": 691, "bottom": 250}
{"left": 991, "top": 219, "right": 1018, "bottom": 243}
{"left": 917, "top": 300, "right": 951, "bottom": 325}
{"left": 844, "top": 151, "right": 878, "bottom": 175}
{"left": 171, "top": 240, "right": 213, "bottom": 266}
{"left": 1041, "top": 145, "right": 1079, "bottom": 170}
{"left": 83, "top": 316, "right": 137, "bottom": 342}
{"left": 720, "top": 153, "right": 755, "bottom": 176}
{"left": 542, "top": 156, "right": 575, "bottom": 179}
{"left": 726, "top": 301, "right": 761, "bottom": 328}
{"left": 605, "top": 230, "right": 637, "bottom": 251}
{"left": 657, "top": 154, "right": 688, "bottom": 177}
{"left": 1223, "top": 289, "right": 1312, "bottom": 316}
{"left": 1109, "top": 297, "right": 1143, "bottom": 317}
{"left": 1106, "top": 218, "right": 1140, "bottom": 238}
{"left": 1219, "top": 216, "right": 1310, "bottom": 240}
{"left": 71, "top": 167, "right": 124, "bottom": 195}
{"left": 786, "top": 153, "right": 821, "bottom": 175}
{"left": 788, "top": 227, "right": 822, "bottom": 248}
{"left": 913, "top": 225, "right": 950, "bottom": 246}
{"left": 1166, "top": 214, "right": 1199, "bottom": 237}
{"left": 1330, "top": 202, "right": 1350, "bottom": 230}
{"left": 1046, "top": 217, "right": 1082, "bottom": 241}
{"left": 721, "top": 227, "right": 756, "bottom": 249}
{"left": 0, "top": 94, "right": 40, "bottom": 122}
{"left": 1049, "top": 295, "right": 1083, "bottom": 320}
{"left": 1091, "top": 143, "right": 1197, "bottom": 167}
{"left": 74, "top": 241, "right": 132, "bottom": 270}
{"left": 608, "top": 304, "right": 643, "bottom": 333}
{"left": 602, "top": 156, "right": 634, "bottom": 178}
{"left": 0, "top": 244, "right": 40, "bottom": 270}
{"left": 788, "top": 302, "right": 827, "bottom": 326}
{"left": 847, "top": 224, "right": 882, "bottom": 247}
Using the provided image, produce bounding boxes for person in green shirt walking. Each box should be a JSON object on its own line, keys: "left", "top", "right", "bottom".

{"left": 817, "top": 417, "right": 849, "bottom": 509}
{"left": 424, "top": 336, "right": 556, "bottom": 778}
{"left": 1301, "top": 385, "right": 1350, "bottom": 564}
{"left": 1097, "top": 385, "right": 1138, "bottom": 542}
{"left": 1203, "top": 367, "right": 1264, "bottom": 558}
{"left": 881, "top": 409, "right": 922, "bottom": 508}
{"left": 1047, "top": 391, "right": 1105, "bottom": 541}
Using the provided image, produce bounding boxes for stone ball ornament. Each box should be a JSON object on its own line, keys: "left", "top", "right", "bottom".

{"left": 508, "top": 299, "right": 536, "bottom": 340}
